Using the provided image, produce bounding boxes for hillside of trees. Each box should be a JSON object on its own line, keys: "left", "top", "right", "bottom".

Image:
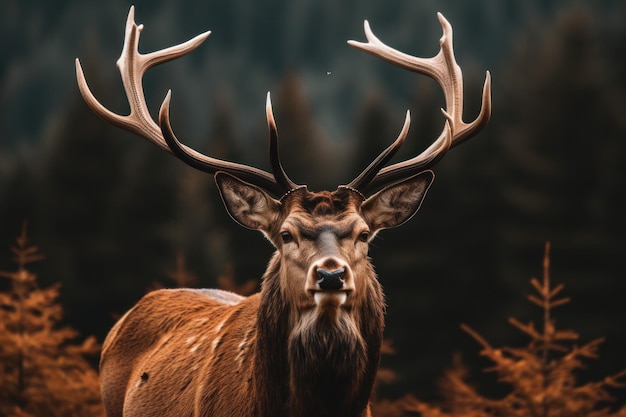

{"left": 1, "top": 0, "right": 625, "bottom": 410}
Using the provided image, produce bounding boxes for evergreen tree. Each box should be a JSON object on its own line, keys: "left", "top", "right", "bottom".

{"left": 0, "top": 222, "right": 103, "bottom": 417}
{"left": 498, "top": 6, "right": 615, "bottom": 259}
{"left": 0, "top": 159, "right": 42, "bottom": 231}
{"left": 404, "top": 243, "right": 626, "bottom": 417}
{"left": 176, "top": 90, "right": 243, "bottom": 282}
{"left": 38, "top": 64, "right": 131, "bottom": 335}
{"left": 40, "top": 53, "right": 184, "bottom": 333}
{"left": 349, "top": 89, "right": 397, "bottom": 177}
{"left": 495, "top": 5, "right": 626, "bottom": 357}
{"left": 210, "top": 92, "right": 273, "bottom": 289}
{"left": 174, "top": 90, "right": 272, "bottom": 288}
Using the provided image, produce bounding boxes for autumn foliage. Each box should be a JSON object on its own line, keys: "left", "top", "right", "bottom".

{"left": 0, "top": 222, "right": 104, "bottom": 417}
{"left": 389, "top": 243, "right": 626, "bottom": 417}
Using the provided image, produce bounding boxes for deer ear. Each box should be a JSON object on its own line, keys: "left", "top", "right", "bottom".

{"left": 361, "top": 170, "right": 434, "bottom": 232}
{"left": 215, "top": 172, "right": 281, "bottom": 232}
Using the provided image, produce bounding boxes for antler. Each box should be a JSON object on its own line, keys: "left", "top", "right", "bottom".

{"left": 75, "top": 6, "right": 297, "bottom": 196}
{"left": 346, "top": 13, "right": 492, "bottom": 194}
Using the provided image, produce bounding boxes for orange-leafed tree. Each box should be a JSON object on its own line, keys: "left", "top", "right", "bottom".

{"left": 405, "top": 242, "right": 626, "bottom": 417}
{"left": 0, "top": 222, "right": 104, "bottom": 417}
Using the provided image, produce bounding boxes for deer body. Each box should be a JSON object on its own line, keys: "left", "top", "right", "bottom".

{"left": 102, "top": 286, "right": 381, "bottom": 417}
{"left": 76, "top": 7, "right": 491, "bottom": 417}
{"left": 100, "top": 187, "right": 397, "bottom": 417}
{"left": 100, "top": 289, "right": 257, "bottom": 417}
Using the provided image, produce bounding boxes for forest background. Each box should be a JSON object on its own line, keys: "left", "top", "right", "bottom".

{"left": 1, "top": 0, "right": 625, "bottom": 405}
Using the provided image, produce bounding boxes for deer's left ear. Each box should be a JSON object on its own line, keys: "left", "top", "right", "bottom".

{"left": 215, "top": 172, "right": 281, "bottom": 232}
{"left": 361, "top": 170, "right": 434, "bottom": 232}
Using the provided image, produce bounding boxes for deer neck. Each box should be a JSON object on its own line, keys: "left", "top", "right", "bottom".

{"left": 253, "top": 255, "right": 385, "bottom": 417}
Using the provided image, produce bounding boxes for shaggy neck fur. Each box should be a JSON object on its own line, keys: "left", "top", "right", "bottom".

{"left": 253, "top": 255, "right": 385, "bottom": 417}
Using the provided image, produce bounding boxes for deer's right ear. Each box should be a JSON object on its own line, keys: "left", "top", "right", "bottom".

{"left": 215, "top": 172, "right": 281, "bottom": 232}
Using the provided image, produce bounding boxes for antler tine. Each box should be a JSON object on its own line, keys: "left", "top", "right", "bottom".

{"left": 346, "top": 13, "right": 492, "bottom": 194}
{"left": 76, "top": 6, "right": 294, "bottom": 197}
{"left": 347, "top": 110, "right": 411, "bottom": 191}
{"left": 157, "top": 93, "right": 287, "bottom": 196}
{"left": 266, "top": 93, "right": 299, "bottom": 191}
{"left": 75, "top": 6, "right": 210, "bottom": 152}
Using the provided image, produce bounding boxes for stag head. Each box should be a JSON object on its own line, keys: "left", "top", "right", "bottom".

{"left": 75, "top": 5, "right": 490, "bottom": 324}
{"left": 76, "top": 8, "right": 491, "bottom": 417}
{"left": 216, "top": 170, "right": 432, "bottom": 316}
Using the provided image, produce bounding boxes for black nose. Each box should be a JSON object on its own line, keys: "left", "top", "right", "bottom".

{"left": 316, "top": 268, "right": 345, "bottom": 290}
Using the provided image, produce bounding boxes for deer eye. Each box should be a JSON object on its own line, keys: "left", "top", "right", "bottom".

{"left": 358, "top": 231, "right": 370, "bottom": 242}
{"left": 280, "top": 231, "right": 294, "bottom": 243}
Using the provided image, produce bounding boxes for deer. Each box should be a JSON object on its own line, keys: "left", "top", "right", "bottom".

{"left": 75, "top": 6, "right": 491, "bottom": 417}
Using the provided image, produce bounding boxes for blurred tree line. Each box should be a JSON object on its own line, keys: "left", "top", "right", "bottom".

{"left": 1, "top": 1, "right": 625, "bottom": 401}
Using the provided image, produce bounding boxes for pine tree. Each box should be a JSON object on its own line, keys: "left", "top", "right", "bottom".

{"left": 0, "top": 222, "right": 104, "bottom": 417}
{"left": 496, "top": 5, "right": 625, "bottom": 282}
{"left": 204, "top": 90, "right": 267, "bottom": 285}
{"left": 404, "top": 243, "right": 626, "bottom": 417}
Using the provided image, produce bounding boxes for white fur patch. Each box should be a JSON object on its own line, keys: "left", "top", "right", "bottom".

{"left": 313, "top": 291, "right": 347, "bottom": 306}
{"left": 214, "top": 318, "right": 228, "bottom": 334}
{"left": 211, "top": 335, "right": 222, "bottom": 352}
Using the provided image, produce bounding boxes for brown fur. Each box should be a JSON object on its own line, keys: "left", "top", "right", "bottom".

{"left": 99, "top": 173, "right": 433, "bottom": 417}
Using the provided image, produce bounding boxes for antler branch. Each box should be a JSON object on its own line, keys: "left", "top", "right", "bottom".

{"left": 75, "top": 6, "right": 296, "bottom": 196}
{"left": 347, "top": 13, "right": 491, "bottom": 194}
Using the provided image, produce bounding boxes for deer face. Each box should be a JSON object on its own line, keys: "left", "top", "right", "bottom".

{"left": 274, "top": 188, "right": 371, "bottom": 313}
{"left": 216, "top": 171, "right": 434, "bottom": 318}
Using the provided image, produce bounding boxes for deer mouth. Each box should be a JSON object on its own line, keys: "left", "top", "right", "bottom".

{"left": 306, "top": 264, "right": 355, "bottom": 307}
{"left": 312, "top": 290, "right": 350, "bottom": 306}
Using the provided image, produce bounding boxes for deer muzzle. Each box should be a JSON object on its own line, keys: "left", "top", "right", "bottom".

{"left": 316, "top": 268, "right": 345, "bottom": 290}
{"left": 307, "top": 257, "right": 354, "bottom": 306}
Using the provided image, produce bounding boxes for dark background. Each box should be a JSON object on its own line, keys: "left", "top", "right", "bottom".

{"left": 1, "top": 0, "right": 625, "bottom": 403}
